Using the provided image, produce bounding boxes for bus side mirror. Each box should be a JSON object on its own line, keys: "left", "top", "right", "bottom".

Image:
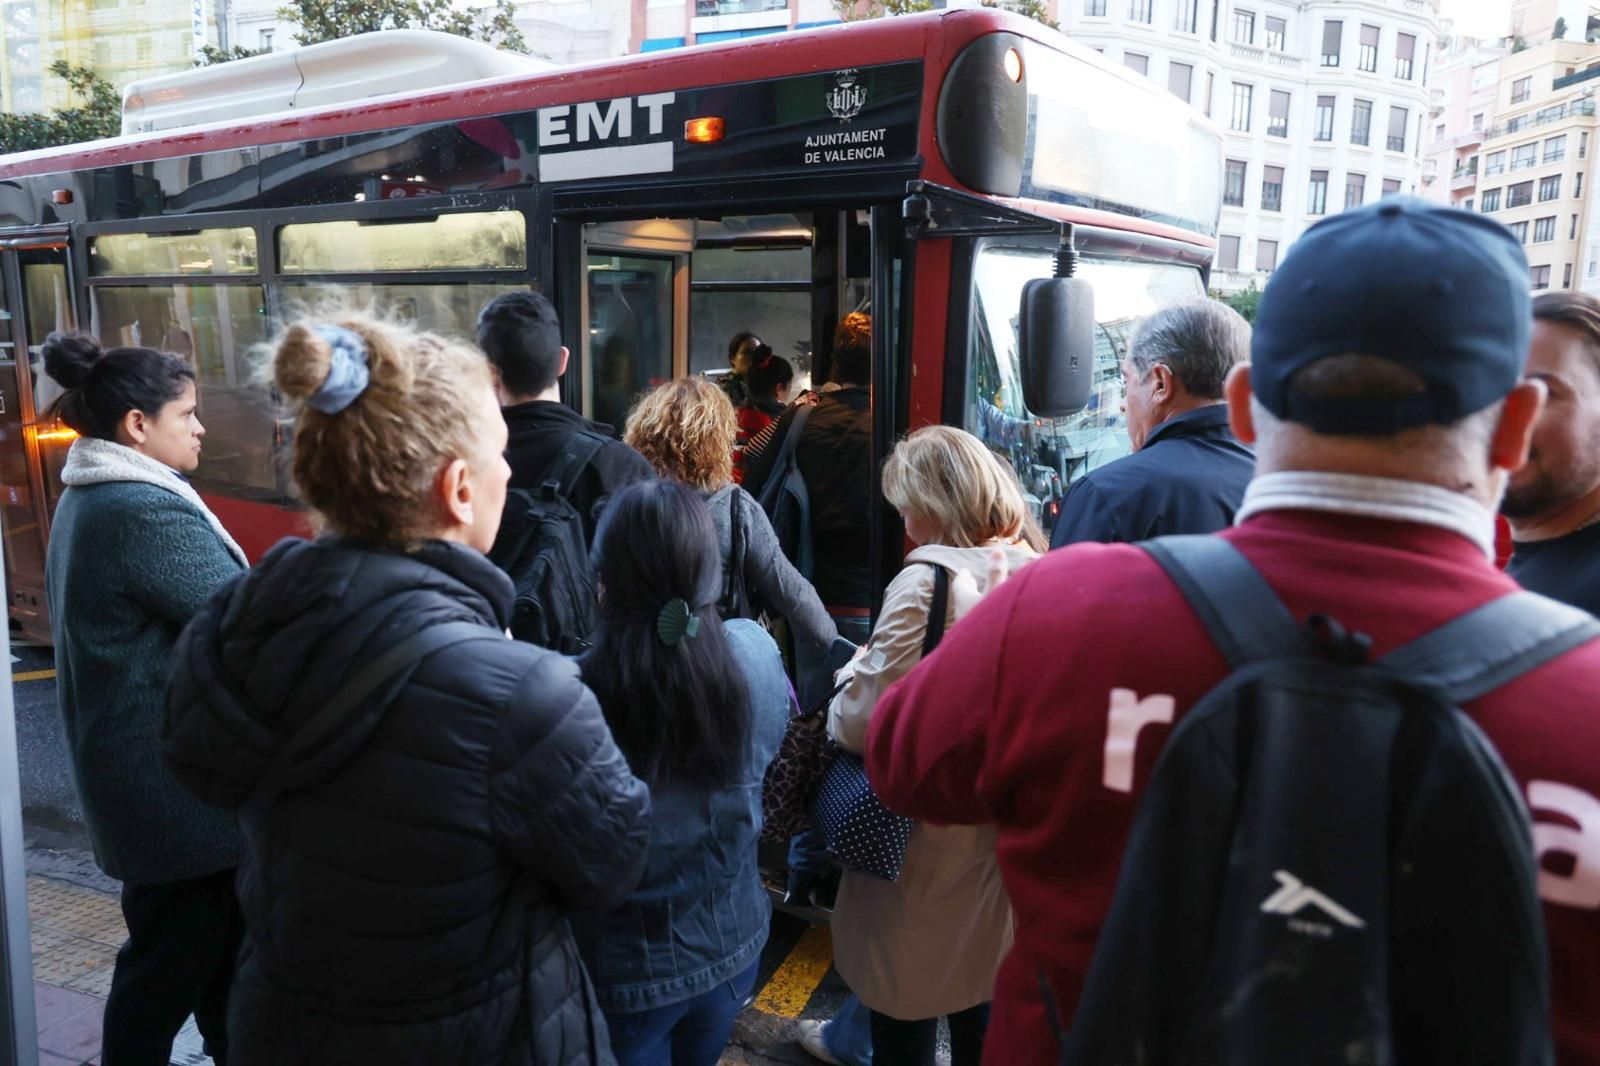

{"left": 1019, "top": 277, "right": 1095, "bottom": 417}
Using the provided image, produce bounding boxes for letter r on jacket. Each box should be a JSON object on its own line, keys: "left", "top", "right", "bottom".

{"left": 1103, "top": 688, "right": 1176, "bottom": 793}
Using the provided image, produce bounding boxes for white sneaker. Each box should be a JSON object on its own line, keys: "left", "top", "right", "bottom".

{"left": 796, "top": 1018, "right": 844, "bottom": 1065}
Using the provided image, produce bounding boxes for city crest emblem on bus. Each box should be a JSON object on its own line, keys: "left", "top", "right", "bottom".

{"left": 827, "top": 69, "right": 867, "bottom": 122}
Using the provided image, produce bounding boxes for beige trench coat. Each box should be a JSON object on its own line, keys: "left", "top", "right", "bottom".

{"left": 826, "top": 540, "right": 1037, "bottom": 1021}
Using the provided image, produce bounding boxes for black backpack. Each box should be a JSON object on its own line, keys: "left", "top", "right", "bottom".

{"left": 756, "top": 403, "right": 814, "bottom": 578}
{"left": 1055, "top": 534, "right": 1598, "bottom": 1066}
{"left": 487, "top": 430, "right": 606, "bottom": 654}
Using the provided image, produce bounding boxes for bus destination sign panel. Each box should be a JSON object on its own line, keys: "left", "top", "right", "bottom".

{"left": 535, "top": 60, "right": 921, "bottom": 184}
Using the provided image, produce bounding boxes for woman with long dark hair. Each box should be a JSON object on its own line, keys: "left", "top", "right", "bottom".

{"left": 574, "top": 479, "right": 790, "bottom": 1066}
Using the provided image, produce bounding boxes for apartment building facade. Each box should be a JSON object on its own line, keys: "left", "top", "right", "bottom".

{"left": 1056, "top": 0, "right": 1438, "bottom": 293}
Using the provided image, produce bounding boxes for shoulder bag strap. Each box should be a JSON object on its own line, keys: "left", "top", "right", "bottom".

{"left": 1379, "top": 590, "right": 1600, "bottom": 703}
{"left": 242, "top": 621, "right": 502, "bottom": 823}
{"left": 1140, "top": 535, "right": 1308, "bottom": 668}
{"left": 543, "top": 430, "right": 608, "bottom": 497}
{"left": 757, "top": 403, "right": 814, "bottom": 509}
{"left": 921, "top": 564, "right": 951, "bottom": 657}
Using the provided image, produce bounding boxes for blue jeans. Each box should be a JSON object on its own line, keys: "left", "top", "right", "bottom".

{"left": 823, "top": 993, "right": 873, "bottom": 1066}
{"left": 605, "top": 961, "right": 760, "bottom": 1066}
{"left": 790, "top": 614, "right": 874, "bottom": 881}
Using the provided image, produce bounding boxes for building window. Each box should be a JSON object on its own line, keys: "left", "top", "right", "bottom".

{"left": 1128, "top": 0, "right": 1153, "bottom": 22}
{"left": 1358, "top": 24, "right": 1379, "bottom": 72}
{"left": 1573, "top": 215, "right": 1581, "bottom": 240}
{"left": 1315, "top": 95, "right": 1336, "bottom": 141}
{"left": 1535, "top": 216, "right": 1556, "bottom": 242}
{"left": 1224, "top": 159, "right": 1247, "bottom": 206}
{"left": 1262, "top": 165, "right": 1284, "bottom": 211}
{"left": 1085, "top": 0, "right": 1107, "bottom": 16}
{"left": 1532, "top": 264, "right": 1552, "bottom": 290}
{"left": 1124, "top": 51, "right": 1149, "bottom": 76}
{"left": 1540, "top": 175, "right": 1562, "bottom": 201}
{"left": 1265, "top": 15, "right": 1285, "bottom": 49}
{"left": 1481, "top": 188, "right": 1501, "bottom": 212}
{"left": 1322, "top": 20, "right": 1342, "bottom": 66}
{"left": 1168, "top": 61, "right": 1193, "bottom": 101}
{"left": 1590, "top": 248, "right": 1597, "bottom": 278}
{"left": 1473, "top": 112, "right": 1485, "bottom": 130}
{"left": 1386, "top": 106, "right": 1407, "bottom": 152}
{"left": 1565, "top": 263, "right": 1574, "bottom": 289}
{"left": 1484, "top": 150, "right": 1506, "bottom": 176}
{"left": 1578, "top": 173, "right": 1585, "bottom": 197}
{"left": 1394, "top": 33, "right": 1416, "bottom": 80}
{"left": 1231, "top": 82, "right": 1253, "bottom": 132}
{"left": 1582, "top": 132, "right": 1589, "bottom": 159}
{"left": 1206, "top": 71, "right": 1215, "bottom": 117}
{"left": 1510, "top": 220, "right": 1530, "bottom": 243}
{"left": 1219, "top": 235, "right": 1241, "bottom": 270}
{"left": 1382, "top": 178, "right": 1403, "bottom": 197}
{"left": 260, "top": 28, "right": 274, "bottom": 49}
{"left": 1269, "top": 90, "right": 1291, "bottom": 137}
{"left": 1545, "top": 134, "right": 1567, "bottom": 162}
{"left": 1510, "top": 142, "right": 1537, "bottom": 170}
{"left": 1175, "top": 0, "right": 1198, "bottom": 32}
{"left": 1351, "top": 98, "right": 1372, "bottom": 145}
{"left": 1308, "top": 170, "right": 1329, "bottom": 215}
{"left": 1345, "top": 172, "right": 1366, "bottom": 209}
{"left": 1256, "top": 239, "right": 1279, "bottom": 272}
{"left": 1233, "top": 9, "right": 1255, "bottom": 42}
{"left": 1508, "top": 180, "right": 1534, "bottom": 207}
{"left": 1512, "top": 76, "right": 1532, "bottom": 104}
{"left": 1464, "top": 198, "right": 1474, "bottom": 211}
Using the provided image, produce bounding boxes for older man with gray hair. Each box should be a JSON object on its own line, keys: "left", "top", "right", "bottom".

{"left": 1050, "top": 300, "right": 1254, "bottom": 548}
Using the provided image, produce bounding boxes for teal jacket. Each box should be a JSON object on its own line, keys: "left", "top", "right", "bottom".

{"left": 47, "top": 458, "right": 246, "bottom": 885}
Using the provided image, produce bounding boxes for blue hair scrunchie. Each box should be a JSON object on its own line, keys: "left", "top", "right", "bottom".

{"left": 307, "top": 324, "right": 371, "bottom": 414}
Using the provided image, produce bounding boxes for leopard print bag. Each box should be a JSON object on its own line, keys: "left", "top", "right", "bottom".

{"left": 760, "top": 678, "right": 842, "bottom": 842}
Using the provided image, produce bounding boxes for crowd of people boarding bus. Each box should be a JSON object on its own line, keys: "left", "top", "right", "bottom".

{"left": 38, "top": 197, "right": 1600, "bottom": 1066}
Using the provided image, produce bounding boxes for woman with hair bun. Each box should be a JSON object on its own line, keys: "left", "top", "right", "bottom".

{"left": 164, "top": 312, "right": 651, "bottom": 1065}
{"left": 43, "top": 329, "right": 248, "bottom": 1066}
{"left": 572, "top": 478, "right": 788, "bottom": 1066}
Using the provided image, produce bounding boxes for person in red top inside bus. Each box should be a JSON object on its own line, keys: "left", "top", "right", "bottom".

{"left": 867, "top": 199, "right": 1600, "bottom": 1065}
{"left": 732, "top": 347, "right": 793, "bottom": 484}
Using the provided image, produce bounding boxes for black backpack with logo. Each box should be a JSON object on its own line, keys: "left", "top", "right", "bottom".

{"left": 1054, "top": 535, "right": 1597, "bottom": 1066}
{"left": 487, "top": 430, "right": 607, "bottom": 654}
{"left": 756, "top": 403, "right": 815, "bottom": 578}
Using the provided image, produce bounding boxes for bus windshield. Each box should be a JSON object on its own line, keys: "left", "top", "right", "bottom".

{"left": 965, "top": 240, "right": 1205, "bottom": 539}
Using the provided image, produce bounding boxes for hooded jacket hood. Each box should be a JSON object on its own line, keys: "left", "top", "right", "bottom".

{"left": 168, "top": 536, "right": 514, "bottom": 809}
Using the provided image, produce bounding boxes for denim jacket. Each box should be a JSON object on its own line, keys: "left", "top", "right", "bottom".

{"left": 573, "top": 618, "right": 790, "bottom": 1014}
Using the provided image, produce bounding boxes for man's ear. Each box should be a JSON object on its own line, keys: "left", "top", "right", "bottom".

{"left": 1150, "top": 363, "right": 1177, "bottom": 403}
{"left": 1224, "top": 363, "right": 1256, "bottom": 445}
{"left": 558, "top": 346, "right": 571, "bottom": 378}
{"left": 437, "top": 457, "right": 474, "bottom": 530}
{"left": 1490, "top": 379, "right": 1547, "bottom": 473}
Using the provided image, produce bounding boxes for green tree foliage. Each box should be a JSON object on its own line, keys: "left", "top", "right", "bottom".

{"left": 1555, "top": 16, "right": 1568, "bottom": 39}
{"left": 196, "top": 44, "right": 271, "bottom": 66}
{"left": 0, "top": 61, "right": 121, "bottom": 154}
{"left": 278, "top": 0, "right": 529, "bottom": 52}
{"left": 834, "top": 0, "right": 1057, "bottom": 28}
{"left": 1215, "top": 284, "right": 1262, "bottom": 323}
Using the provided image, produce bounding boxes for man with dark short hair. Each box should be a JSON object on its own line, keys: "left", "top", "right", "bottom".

{"left": 1050, "top": 300, "right": 1254, "bottom": 548}
{"left": 867, "top": 200, "right": 1600, "bottom": 1063}
{"left": 1503, "top": 291, "right": 1600, "bottom": 614}
{"left": 477, "top": 290, "right": 653, "bottom": 544}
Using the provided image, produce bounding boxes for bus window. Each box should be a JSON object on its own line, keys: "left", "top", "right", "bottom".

{"left": 965, "top": 243, "right": 1203, "bottom": 538}
{"left": 276, "top": 281, "right": 524, "bottom": 343}
{"left": 588, "top": 254, "right": 673, "bottom": 432}
{"left": 277, "top": 212, "right": 526, "bottom": 274}
{"left": 91, "top": 284, "right": 279, "bottom": 497}
{"left": 689, "top": 216, "right": 812, "bottom": 383}
{"left": 90, "top": 229, "right": 258, "bottom": 276}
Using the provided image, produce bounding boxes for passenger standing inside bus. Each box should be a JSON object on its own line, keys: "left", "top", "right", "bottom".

{"left": 623, "top": 376, "right": 838, "bottom": 653}
{"left": 720, "top": 330, "right": 763, "bottom": 409}
{"left": 734, "top": 347, "right": 793, "bottom": 483}
{"left": 42, "top": 331, "right": 248, "bottom": 1066}
{"left": 164, "top": 313, "right": 651, "bottom": 1065}
{"left": 477, "top": 290, "right": 655, "bottom": 545}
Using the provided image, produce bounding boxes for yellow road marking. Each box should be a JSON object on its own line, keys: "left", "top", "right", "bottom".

{"left": 753, "top": 924, "right": 833, "bottom": 1018}
{"left": 13, "top": 669, "right": 54, "bottom": 683}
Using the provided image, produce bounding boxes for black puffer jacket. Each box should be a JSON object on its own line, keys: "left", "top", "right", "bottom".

{"left": 165, "top": 537, "right": 651, "bottom": 1065}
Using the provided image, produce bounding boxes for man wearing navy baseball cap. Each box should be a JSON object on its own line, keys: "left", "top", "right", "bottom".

{"left": 861, "top": 198, "right": 1600, "bottom": 1064}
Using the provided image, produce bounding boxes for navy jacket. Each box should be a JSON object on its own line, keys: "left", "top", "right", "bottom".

{"left": 1049, "top": 405, "right": 1254, "bottom": 549}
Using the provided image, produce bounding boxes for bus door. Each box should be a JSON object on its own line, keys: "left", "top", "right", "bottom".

{"left": 0, "top": 236, "right": 73, "bottom": 642}
{"left": 577, "top": 220, "right": 691, "bottom": 432}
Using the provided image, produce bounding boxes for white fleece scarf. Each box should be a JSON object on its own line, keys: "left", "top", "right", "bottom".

{"left": 61, "top": 437, "right": 248, "bottom": 567}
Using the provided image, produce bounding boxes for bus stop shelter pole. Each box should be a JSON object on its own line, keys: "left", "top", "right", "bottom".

{"left": 0, "top": 524, "right": 37, "bottom": 1066}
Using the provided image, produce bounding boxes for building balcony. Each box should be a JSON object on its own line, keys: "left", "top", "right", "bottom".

{"left": 1484, "top": 99, "right": 1597, "bottom": 141}
{"left": 1429, "top": 87, "right": 1445, "bottom": 116}
{"left": 694, "top": 0, "right": 785, "bottom": 15}
{"left": 1452, "top": 163, "right": 1477, "bottom": 190}
{"left": 1226, "top": 41, "right": 1303, "bottom": 69}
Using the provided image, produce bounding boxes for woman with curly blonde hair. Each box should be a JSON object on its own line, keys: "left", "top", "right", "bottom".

{"left": 624, "top": 376, "right": 837, "bottom": 657}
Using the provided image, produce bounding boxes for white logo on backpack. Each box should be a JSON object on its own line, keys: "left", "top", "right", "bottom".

{"left": 1260, "top": 870, "right": 1367, "bottom": 934}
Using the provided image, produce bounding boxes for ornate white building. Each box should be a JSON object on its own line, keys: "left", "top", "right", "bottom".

{"left": 1055, "top": 0, "right": 1440, "bottom": 292}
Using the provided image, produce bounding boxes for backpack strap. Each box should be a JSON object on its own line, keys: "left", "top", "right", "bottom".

{"left": 542, "top": 429, "right": 609, "bottom": 498}
{"left": 1141, "top": 535, "right": 1307, "bottom": 668}
{"left": 1379, "top": 590, "right": 1600, "bottom": 703}
{"left": 241, "top": 621, "right": 501, "bottom": 823}
{"left": 756, "top": 403, "right": 814, "bottom": 509}
{"left": 921, "top": 564, "right": 950, "bottom": 657}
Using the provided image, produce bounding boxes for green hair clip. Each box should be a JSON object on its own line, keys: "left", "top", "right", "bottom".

{"left": 656, "top": 598, "right": 702, "bottom": 647}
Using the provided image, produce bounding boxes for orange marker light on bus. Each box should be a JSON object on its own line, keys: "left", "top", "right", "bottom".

{"left": 684, "top": 117, "right": 726, "bottom": 144}
{"left": 1004, "top": 47, "right": 1023, "bottom": 83}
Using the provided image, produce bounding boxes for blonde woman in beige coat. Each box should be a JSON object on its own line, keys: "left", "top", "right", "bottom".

{"left": 824, "top": 425, "right": 1043, "bottom": 1066}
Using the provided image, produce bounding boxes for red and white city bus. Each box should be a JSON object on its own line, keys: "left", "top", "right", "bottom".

{"left": 0, "top": 8, "right": 1220, "bottom": 641}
